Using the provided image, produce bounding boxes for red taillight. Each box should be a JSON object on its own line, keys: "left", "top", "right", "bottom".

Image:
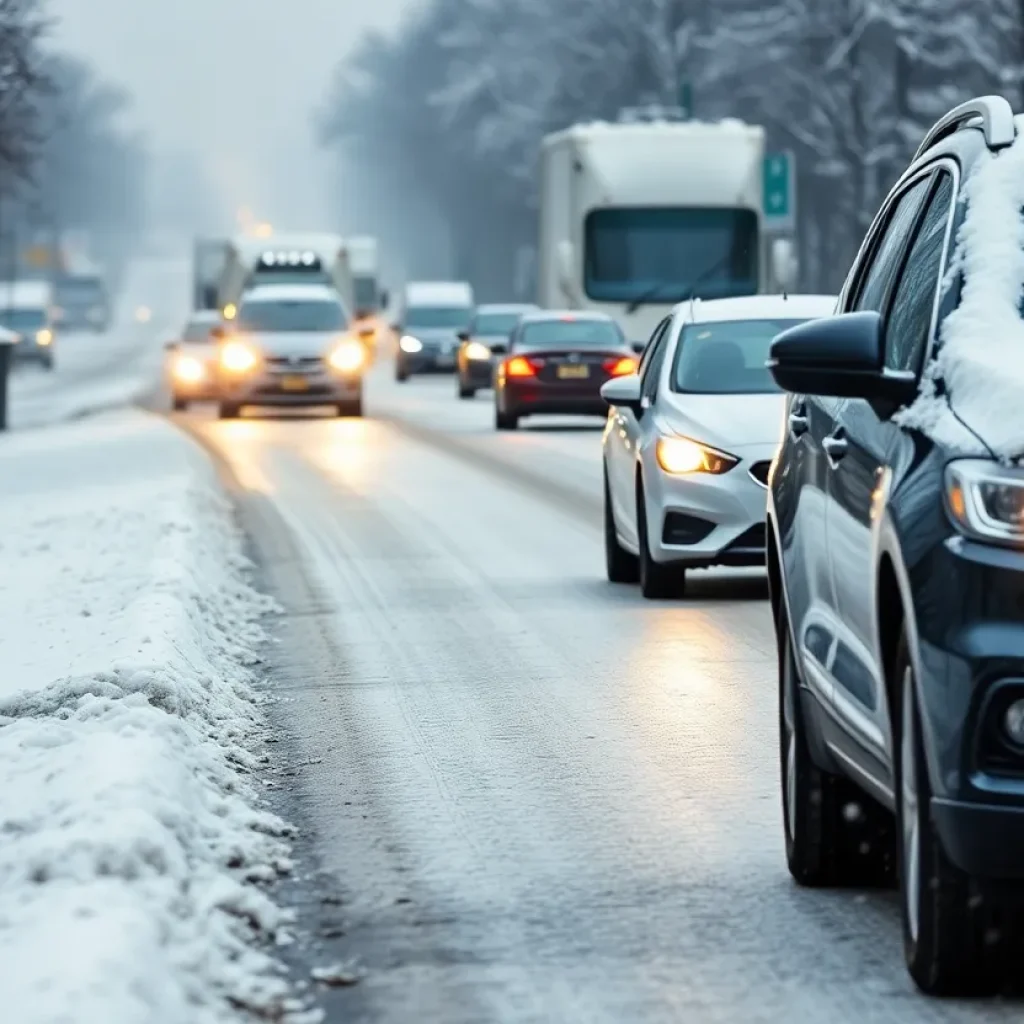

{"left": 506, "top": 356, "right": 537, "bottom": 377}
{"left": 604, "top": 356, "right": 638, "bottom": 377}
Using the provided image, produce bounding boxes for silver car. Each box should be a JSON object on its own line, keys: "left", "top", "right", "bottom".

{"left": 216, "top": 283, "right": 370, "bottom": 419}
{"left": 600, "top": 294, "right": 837, "bottom": 598}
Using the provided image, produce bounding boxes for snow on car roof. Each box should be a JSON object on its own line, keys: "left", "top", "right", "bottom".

{"left": 676, "top": 294, "right": 838, "bottom": 323}
{"left": 898, "top": 116, "right": 1024, "bottom": 458}
{"left": 240, "top": 283, "right": 339, "bottom": 304}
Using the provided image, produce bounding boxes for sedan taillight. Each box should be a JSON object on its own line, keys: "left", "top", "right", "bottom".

{"left": 603, "top": 356, "right": 638, "bottom": 377}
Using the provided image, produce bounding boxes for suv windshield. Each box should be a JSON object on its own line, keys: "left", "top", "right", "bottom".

{"left": 237, "top": 300, "right": 347, "bottom": 333}
{"left": 516, "top": 319, "right": 623, "bottom": 348}
{"left": 405, "top": 306, "right": 472, "bottom": 329}
{"left": 0, "top": 308, "right": 45, "bottom": 330}
{"left": 472, "top": 312, "right": 523, "bottom": 336}
{"left": 672, "top": 318, "right": 806, "bottom": 394}
{"left": 183, "top": 320, "right": 217, "bottom": 342}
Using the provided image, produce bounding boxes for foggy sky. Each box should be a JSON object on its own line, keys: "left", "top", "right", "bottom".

{"left": 50, "top": 0, "right": 415, "bottom": 233}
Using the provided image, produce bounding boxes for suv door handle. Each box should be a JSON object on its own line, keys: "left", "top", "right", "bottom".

{"left": 788, "top": 401, "right": 808, "bottom": 439}
{"left": 823, "top": 430, "right": 848, "bottom": 467}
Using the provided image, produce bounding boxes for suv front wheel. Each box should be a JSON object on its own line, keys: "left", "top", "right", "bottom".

{"left": 896, "top": 637, "right": 1015, "bottom": 994}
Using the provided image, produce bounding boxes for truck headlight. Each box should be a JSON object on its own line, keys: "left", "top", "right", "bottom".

{"left": 655, "top": 436, "right": 738, "bottom": 475}
{"left": 220, "top": 340, "right": 258, "bottom": 373}
{"left": 328, "top": 339, "right": 366, "bottom": 373}
{"left": 399, "top": 335, "right": 422, "bottom": 353}
{"left": 946, "top": 459, "right": 1024, "bottom": 545}
{"left": 465, "top": 341, "right": 491, "bottom": 361}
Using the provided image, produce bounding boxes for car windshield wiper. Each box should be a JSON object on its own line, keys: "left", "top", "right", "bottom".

{"left": 624, "top": 251, "right": 740, "bottom": 315}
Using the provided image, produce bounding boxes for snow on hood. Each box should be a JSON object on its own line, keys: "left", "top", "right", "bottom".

{"left": 660, "top": 391, "right": 785, "bottom": 448}
{"left": 898, "top": 120, "right": 1024, "bottom": 459}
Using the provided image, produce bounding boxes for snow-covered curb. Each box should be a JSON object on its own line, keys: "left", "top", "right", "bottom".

{"left": 0, "top": 410, "right": 300, "bottom": 1022}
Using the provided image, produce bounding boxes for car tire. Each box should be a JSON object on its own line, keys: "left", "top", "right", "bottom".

{"left": 458, "top": 380, "right": 475, "bottom": 400}
{"left": 218, "top": 402, "right": 241, "bottom": 420}
{"left": 172, "top": 396, "right": 188, "bottom": 412}
{"left": 636, "top": 480, "right": 683, "bottom": 598}
{"left": 41, "top": 354, "right": 54, "bottom": 371}
{"left": 895, "top": 633, "right": 1012, "bottom": 994}
{"left": 495, "top": 398, "right": 518, "bottom": 430}
{"left": 604, "top": 463, "right": 639, "bottom": 583}
{"left": 779, "top": 605, "right": 894, "bottom": 887}
{"left": 396, "top": 364, "right": 409, "bottom": 383}
{"left": 337, "top": 397, "right": 362, "bottom": 418}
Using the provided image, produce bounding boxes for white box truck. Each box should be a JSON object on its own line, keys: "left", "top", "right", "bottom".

{"left": 537, "top": 117, "right": 772, "bottom": 343}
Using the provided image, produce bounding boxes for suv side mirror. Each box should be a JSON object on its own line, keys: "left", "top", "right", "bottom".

{"left": 490, "top": 342, "right": 508, "bottom": 355}
{"left": 210, "top": 325, "right": 226, "bottom": 340}
{"left": 390, "top": 322, "right": 401, "bottom": 333}
{"left": 600, "top": 373, "right": 642, "bottom": 414}
{"left": 632, "top": 340, "right": 645, "bottom": 354}
{"left": 767, "top": 311, "right": 915, "bottom": 403}
{"left": 457, "top": 330, "right": 469, "bottom": 342}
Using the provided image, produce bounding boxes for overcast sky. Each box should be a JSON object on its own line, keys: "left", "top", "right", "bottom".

{"left": 50, "top": 0, "right": 414, "bottom": 232}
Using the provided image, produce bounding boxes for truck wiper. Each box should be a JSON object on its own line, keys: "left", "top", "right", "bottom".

{"left": 624, "top": 250, "right": 739, "bottom": 315}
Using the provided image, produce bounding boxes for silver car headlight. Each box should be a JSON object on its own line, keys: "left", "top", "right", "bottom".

{"left": 945, "top": 459, "right": 1024, "bottom": 545}
{"left": 655, "top": 435, "right": 738, "bottom": 476}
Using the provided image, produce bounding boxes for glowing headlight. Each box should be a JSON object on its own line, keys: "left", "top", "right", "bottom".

{"left": 465, "top": 341, "right": 491, "bottom": 361}
{"left": 35, "top": 328, "right": 53, "bottom": 346}
{"left": 328, "top": 339, "right": 366, "bottom": 373}
{"left": 945, "top": 459, "right": 1024, "bottom": 546}
{"left": 655, "top": 436, "right": 738, "bottom": 476}
{"left": 399, "top": 335, "right": 423, "bottom": 353}
{"left": 172, "top": 355, "right": 205, "bottom": 383}
{"left": 220, "top": 340, "right": 258, "bottom": 373}
{"left": 135, "top": 305, "right": 151, "bottom": 323}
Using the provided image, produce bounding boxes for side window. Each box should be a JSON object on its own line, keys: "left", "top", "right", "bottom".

{"left": 641, "top": 322, "right": 673, "bottom": 403}
{"left": 636, "top": 317, "right": 670, "bottom": 380}
{"left": 851, "top": 175, "right": 932, "bottom": 314}
{"left": 884, "top": 173, "right": 954, "bottom": 375}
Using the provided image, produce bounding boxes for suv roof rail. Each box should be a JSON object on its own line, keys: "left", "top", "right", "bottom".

{"left": 913, "top": 95, "right": 1016, "bottom": 162}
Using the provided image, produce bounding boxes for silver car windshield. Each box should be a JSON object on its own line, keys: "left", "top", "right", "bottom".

{"left": 672, "top": 318, "right": 806, "bottom": 394}
{"left": 237, "top": 300, "right": 348, "bottom": 332}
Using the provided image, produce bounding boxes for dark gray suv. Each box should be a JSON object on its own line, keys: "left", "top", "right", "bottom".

{"left": 767, "top": 96, "right": 1024, "bottom": 995}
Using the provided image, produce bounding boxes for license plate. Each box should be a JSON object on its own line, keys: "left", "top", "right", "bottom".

{"left": 557, "top": 364, "right": 589, "bottom": 379}
{"left": 281, "top": 375, "right": 309, "bottom": 391}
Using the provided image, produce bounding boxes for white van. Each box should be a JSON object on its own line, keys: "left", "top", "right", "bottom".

{"left": 0, "top": 280, "right": 56, "bottom": 369}
{"left": 394, "top": 280, "right": 474, "bottom": 381}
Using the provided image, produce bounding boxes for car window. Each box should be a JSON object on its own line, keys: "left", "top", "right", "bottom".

{"left": 515, "top": 319, "right": 623, "bottom": 348}
{"left": 851, "top": 175, "right": 932, "bottom": 314}
{"left": 884, "top": 173, "right": 954, "bottom": 375}
{"left": 637, "top": 318, "right": 670, "bottom": 380}
{"left": 640, "top": 321, "right": 673, "bottom": 403}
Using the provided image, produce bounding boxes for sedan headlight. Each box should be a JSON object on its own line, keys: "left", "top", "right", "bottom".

{"left": 328, "top": 339, "right": 366, "bottom": 373}
{"left": 945, "top": 459, "right": 1024, "bottom": 545}
{"left": 219, "top": 340, "right": 259, "bottom": 373}
{"left": 655, "top": 435, "right": 738, "bottom": 476}
{"left": 172, "top": 354, "right": 205, "bottom": 383}
{"left": 399, "top": 334, "right": 423, "bottom": 353}
{"left": 465, "top": 340, "right": 491, "bottom": 361}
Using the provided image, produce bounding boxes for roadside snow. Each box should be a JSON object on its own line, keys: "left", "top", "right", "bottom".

{"left": 899, "top": 117, "right": 1024, "bottom": 457}
{"left": 0, "top": 410, "right": 298, "bottom": 1022}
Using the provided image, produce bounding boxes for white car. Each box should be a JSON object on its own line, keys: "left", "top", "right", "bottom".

{"left": 600, "top": 294, "right": 837, "bottom": 598}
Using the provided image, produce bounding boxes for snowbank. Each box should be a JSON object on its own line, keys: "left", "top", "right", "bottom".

{"left": 0, "top": 410, "right": 298, "bottom": 1022}
{"left": 899, "top": 116, "right": 1024, "bottom": 457}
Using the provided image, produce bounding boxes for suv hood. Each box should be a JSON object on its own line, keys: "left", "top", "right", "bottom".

{"left": 246, "top": 331, "right": 340, "bottom": 358}
{"left": 659, "top": 391, "right": 785, "bottom": 449}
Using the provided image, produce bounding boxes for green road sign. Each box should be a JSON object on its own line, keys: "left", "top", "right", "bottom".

{"left": 763, "top": 152, "right": 795, "bottom": 231}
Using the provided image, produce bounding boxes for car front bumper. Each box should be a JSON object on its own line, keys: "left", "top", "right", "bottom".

{"left": 219, "top": 367, "right": 363, "bottom": 406}
{"left": 643, "top": 442, "right": 773, "bottom": 568}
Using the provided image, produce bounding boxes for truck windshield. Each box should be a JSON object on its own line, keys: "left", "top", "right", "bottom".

{"left": 405, "top": 307, "right": 473, "bottom": 329}
{"left": 237, "top": 300, "right": 347, "bottom": 332}
{"left": 584, "top": 208, "right": 759, "bottom": 303}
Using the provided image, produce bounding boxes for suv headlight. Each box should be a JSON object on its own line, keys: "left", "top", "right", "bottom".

{"left": 465, "top": 341, "right": 491, "bottom": 360}
{"left": 328, "top": 339, "right": 366, "bottom": 373}
{"left": 400, "top": 334, "right": 423, "bottom": 353}
{"left": 656, "top": 435, "right": 738, "bottom": 475}
{"left": 946, "top": 459, "right": 1024, "bottom": 545}
{"left": 220, "top": 340, "right": 258, "bottom": 373}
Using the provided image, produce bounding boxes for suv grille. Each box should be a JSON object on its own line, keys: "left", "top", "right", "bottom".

{"left": 749, "top": 461, "right": 771, "bottom": 487}
{"left": 265, "top": 355, "right": 323, "bottom": 371}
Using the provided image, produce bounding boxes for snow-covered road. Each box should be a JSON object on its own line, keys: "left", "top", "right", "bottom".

{"left": 0, "top": 409, "right": 303, "bottom": 1023}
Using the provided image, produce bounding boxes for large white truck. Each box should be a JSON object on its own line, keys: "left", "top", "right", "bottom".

{"left": 537, "top": 118, "right": 772, "bottom": 343}
{"left": 216, "top": 233, "right": 356, "bottom": 320}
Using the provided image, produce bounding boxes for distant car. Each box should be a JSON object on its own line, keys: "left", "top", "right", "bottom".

{"left": 456, "top": 303, "right": 537, "bottom": 398}
{"left": 494, "top": 310, "right": 637, "bottom": 430}
{"left": 0, "top": 280, "right": 57, "bottom": 370}
{"left": 600, "top": 294, "right": 837, "bottom": 598}
{"left": 53, "top": 273, "right": 110, "bottom": 332}
{"left": 166, "top": 310, "right": 224, "bottom": 410}
{"left": 394, "top": 281, "right": 474, "bottom": 380}
{"left": 216, "top": 283, "right": 371, "bottom": 419}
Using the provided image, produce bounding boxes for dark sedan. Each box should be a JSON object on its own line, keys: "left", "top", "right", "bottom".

{"left": 494, "top": 312, "right": 638, "bottom": 430}
{"left": 456, "top": 303, "right": 537, "bottom": 398}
